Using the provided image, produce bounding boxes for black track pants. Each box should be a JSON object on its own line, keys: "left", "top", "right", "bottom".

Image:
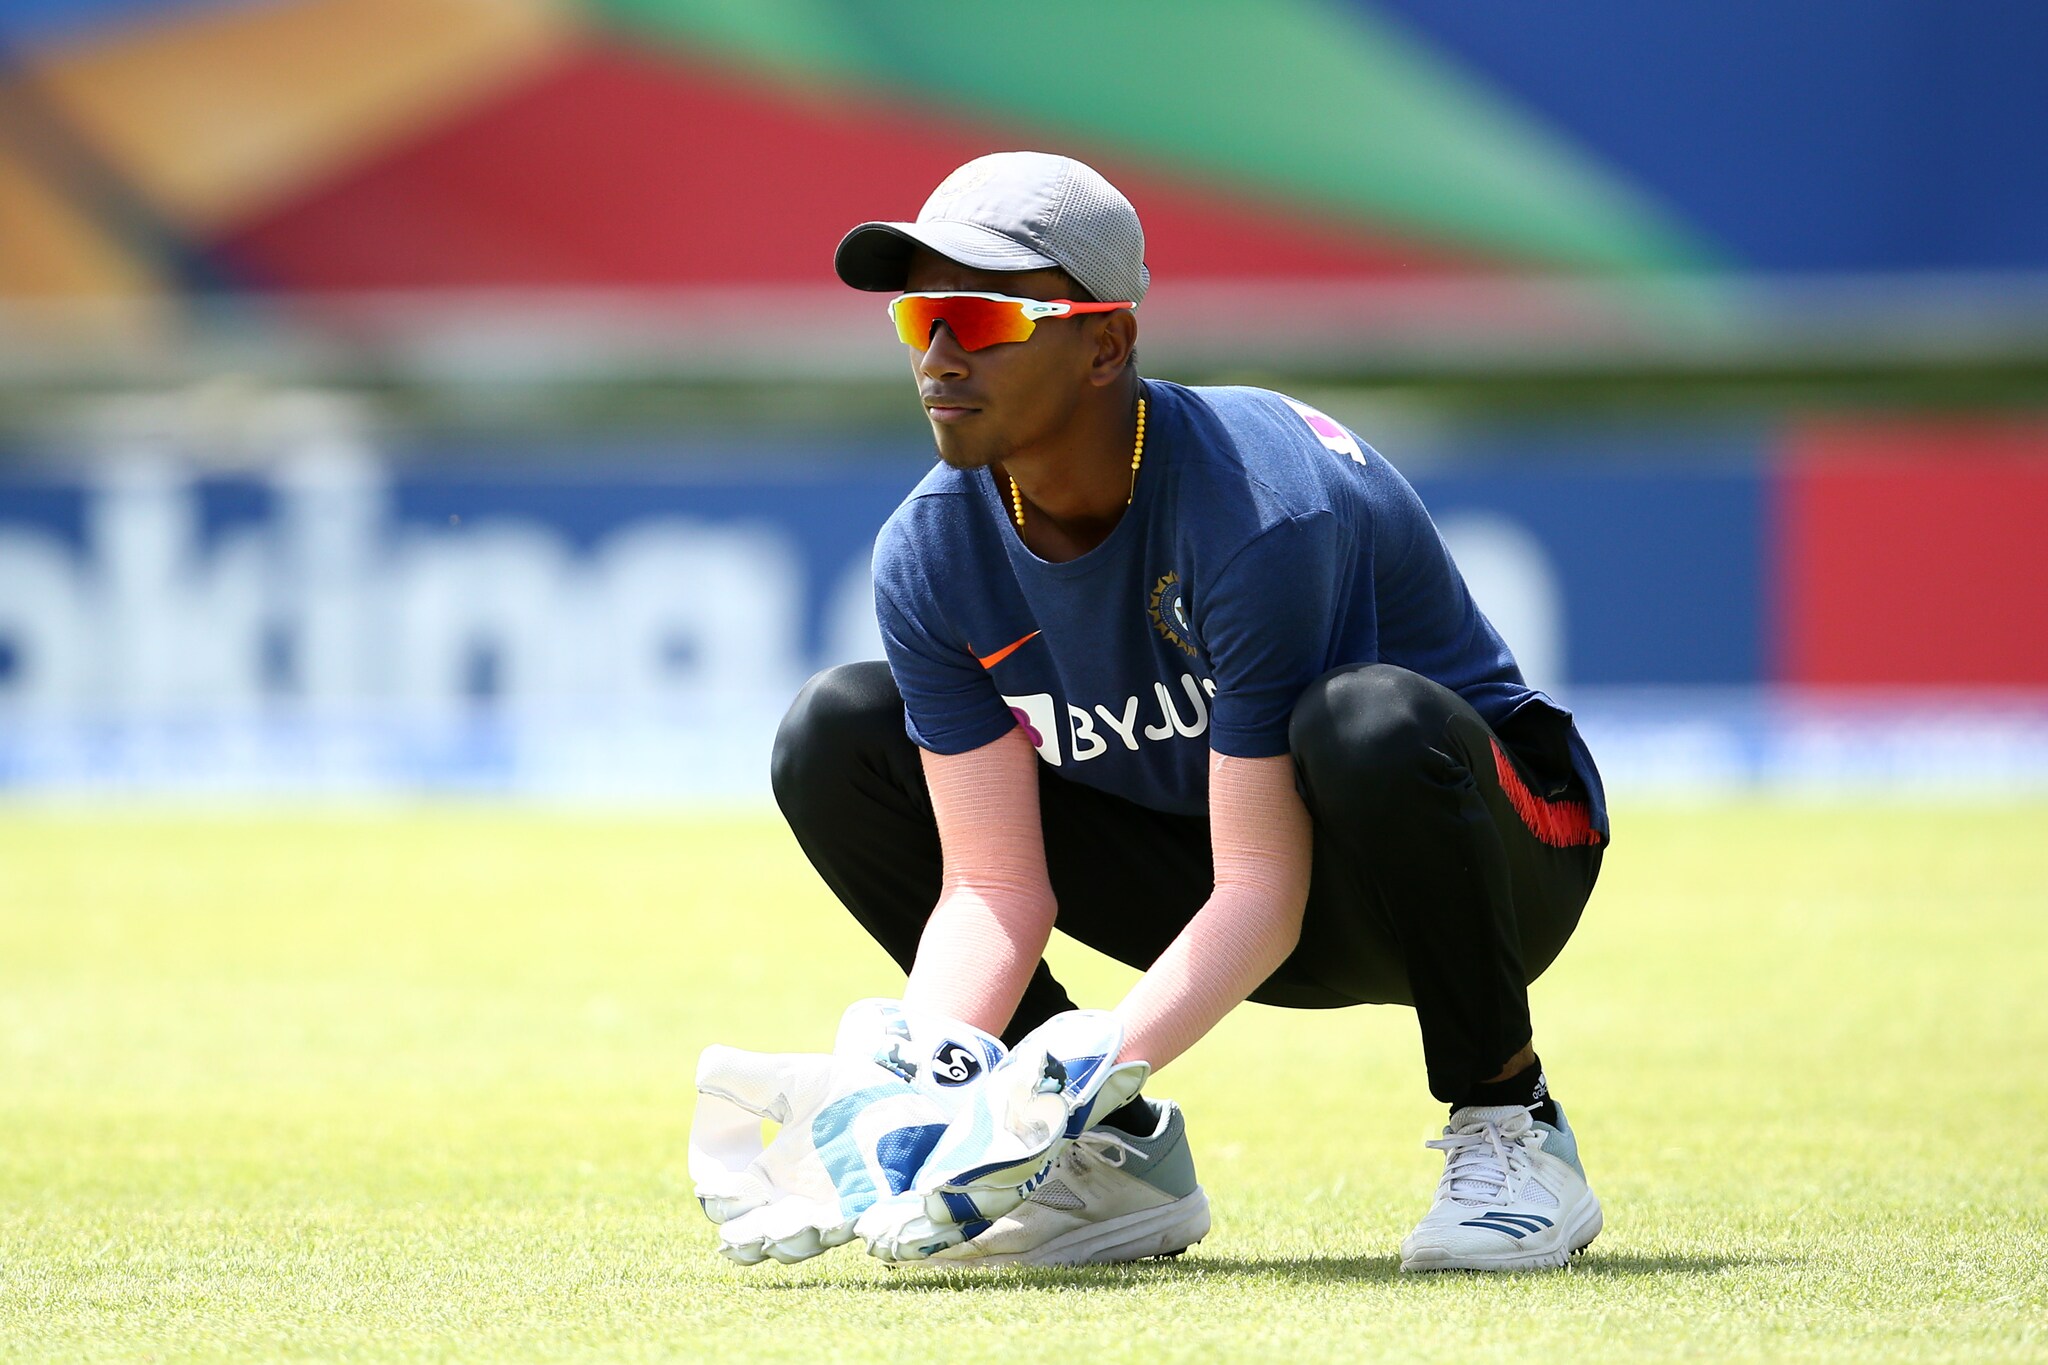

{"left": 770, "top": 660, "right": 1603, "bottom": 1102}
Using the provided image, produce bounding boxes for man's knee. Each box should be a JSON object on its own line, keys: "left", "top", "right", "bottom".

{"left": 770, "top": 660, "right": 905, "bottom": 818}
{"left": 1289, "top": 663, "right": 1460, "bottom": 803}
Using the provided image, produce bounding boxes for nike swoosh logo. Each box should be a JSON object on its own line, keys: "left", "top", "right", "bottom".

{"left": 975, "top": 630, "right": 1041, "bottom": 670}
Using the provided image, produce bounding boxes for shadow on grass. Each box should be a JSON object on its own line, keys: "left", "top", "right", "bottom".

{"left": 1566, "top": 1251, "right": 1784, "bottom": 1277}
{"left": 1172, "top": 1250, "right": 1773, "bottom": 1282}
{"left": 746, "top": 1248, "right": 1775, "bottom": 1293}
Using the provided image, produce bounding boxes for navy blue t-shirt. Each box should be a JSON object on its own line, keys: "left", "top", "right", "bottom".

{"left": 872, "top": 380, "right": 1606, "bottom": 833}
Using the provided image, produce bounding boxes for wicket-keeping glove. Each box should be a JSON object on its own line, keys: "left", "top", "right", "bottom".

{"left": 856, "top": 1009, "right": 1149, "bottom": 1262}
{"left": 689, "top": 998, "right": 1005, "bottom": 1265}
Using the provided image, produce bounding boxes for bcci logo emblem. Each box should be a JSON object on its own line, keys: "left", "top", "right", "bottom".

{"left": 1148, "top": 571, "right": 1199, "bottom": 658}
{"left": 930, "top": 1041, "right": 983, "bottom": 1087}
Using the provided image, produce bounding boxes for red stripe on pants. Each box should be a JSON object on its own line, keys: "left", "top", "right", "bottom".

{"left": 1490, "top": 739, "right": 1602, "bottom": 848}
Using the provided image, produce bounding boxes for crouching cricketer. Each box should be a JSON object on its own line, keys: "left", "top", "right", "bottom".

{"left": 702, "top": 151, "right": 1610, "bottom": 1272}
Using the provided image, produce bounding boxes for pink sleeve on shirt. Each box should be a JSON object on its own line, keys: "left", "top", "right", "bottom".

{"left": 1112, "top": 752, "right": 1310, "bottom": 1071}
{"left": 902, "top": 727, "right": 1058, "bottom": 1034}
{"left": 903, "top": 729, "right": 1312, "bottom": 1073}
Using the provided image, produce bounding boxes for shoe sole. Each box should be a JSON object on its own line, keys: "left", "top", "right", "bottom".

{"left": 954, "top": 1188, "right": 1212, "bottom": 1268}
{"left": 1398, "top": 1190, "right": 1603, "bottom": 1273}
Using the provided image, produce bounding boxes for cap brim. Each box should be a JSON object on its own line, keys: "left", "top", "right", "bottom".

{"left": 834, "top": 220, "right": 1059, "bottom": 292}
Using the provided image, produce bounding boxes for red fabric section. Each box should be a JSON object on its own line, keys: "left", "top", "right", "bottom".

{"left": 217, "top": 41, "right": 1490, "bottom": 289}
{"left": 1489, "top": 739, "right": 1601, "bottom": 849}
{"left": 1779, "top": 421, "right": 2048, "bottom": 686}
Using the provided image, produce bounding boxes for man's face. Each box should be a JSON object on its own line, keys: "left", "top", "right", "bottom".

{"left": 900, "top": 249, "right": 1109, "bottom": 470}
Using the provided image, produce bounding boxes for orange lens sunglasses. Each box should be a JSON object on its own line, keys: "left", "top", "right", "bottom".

{"left": 888, "top": 291, "right": 1133, "bottom": 352}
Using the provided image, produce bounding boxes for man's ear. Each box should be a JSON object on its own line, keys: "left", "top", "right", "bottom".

{"left": 1088, "top": 310, "right": 1139, "bottom": 385}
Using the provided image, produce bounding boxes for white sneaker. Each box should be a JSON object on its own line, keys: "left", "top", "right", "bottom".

{"left": 928, "top": 1100, "right": 1211, "bottom": 1267}
{"left": 1399, "top": 1102, "right": 1603, "bottom": 1272}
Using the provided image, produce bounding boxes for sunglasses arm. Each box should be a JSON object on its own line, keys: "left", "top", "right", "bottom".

{"left": 1035, "top": 300, "right": 1133, "bottom": 318}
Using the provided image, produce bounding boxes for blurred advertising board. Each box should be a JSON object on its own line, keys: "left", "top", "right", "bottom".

{"left": 0, "top": 417, "right": 2043, "bottom": 798}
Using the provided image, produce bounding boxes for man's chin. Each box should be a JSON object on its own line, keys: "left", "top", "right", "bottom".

{"left": 931, "top": 436, "right": 999, "bottom": 471}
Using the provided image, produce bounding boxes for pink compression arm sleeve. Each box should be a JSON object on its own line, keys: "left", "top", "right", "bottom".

{"left": 902, "top": 727, "right": 1057, "bottom": 1034}
{"left": 1113, "top": 752, "right": 1312, "bottom": 1072}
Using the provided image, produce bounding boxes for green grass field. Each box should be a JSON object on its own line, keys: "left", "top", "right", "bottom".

{"left": 3, "top": 803, "right": 2045, "bottom": 1362}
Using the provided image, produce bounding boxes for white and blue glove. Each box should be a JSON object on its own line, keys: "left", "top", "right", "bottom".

{"left": 689, "top": 999, "right": 1004, "bottom": 1265}
{"left": 856, "top": 1010, "right": 1150, "bottom": 1262}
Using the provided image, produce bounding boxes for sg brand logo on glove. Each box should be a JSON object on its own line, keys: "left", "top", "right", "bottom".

{"left": 931, "top": 1041, "right": 984, "bottom": 1086}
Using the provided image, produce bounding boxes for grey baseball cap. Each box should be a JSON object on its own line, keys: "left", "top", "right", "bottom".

{"left": 834, "top": 151, "right": 1148, "bottom": 307}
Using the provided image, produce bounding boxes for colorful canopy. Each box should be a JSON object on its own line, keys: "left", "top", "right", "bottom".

{"left": 3, "top": 0, "right": 2041, "bottom": 304}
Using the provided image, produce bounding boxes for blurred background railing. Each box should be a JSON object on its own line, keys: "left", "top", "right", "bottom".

{"left": 3, "top": 0, "right": 2045, "bottom": 799}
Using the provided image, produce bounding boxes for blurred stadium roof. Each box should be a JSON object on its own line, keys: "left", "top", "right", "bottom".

{"left": 3, "top": 0, "right": 2046, "bottom": 405}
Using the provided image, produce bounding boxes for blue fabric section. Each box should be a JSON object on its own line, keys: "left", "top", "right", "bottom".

{"left": 870, "top": 1123, "right": 947, "bottom": 1196}
{"left": 1458, "top": 1211, "right": 1554, "bottom": 1238}
{"left": 391, "top": 451, "right": 911, "bottom": 660}
{"left": 1409, "top": 432, "right": 1768, "bottom": 688}
{"left": 1459, "top": 1214, "right": 1541, "bottom": 1239}
{"left": 1055, "top": 1053, "right": 1112, "bottom": 1139}
{"left": 0, "top": 477, "right": 89, "bottom": 551}
{"left": 1494, "top": 1212, "right": 1551, "bottom": 1229}
{"left": 940, "top": 1190, "right": 982, "bottom": 1225}
{"left": 875, "top": 380, "right": 1588, "bottom": 820}
{"left": 1063, "top": 1101, "right": 1093, "bottom": 1141}
{"left": 1365, "top": 0, "right": 2048, "bottom": 271}
{"left": 810, "top": 1083, "right": 910, "bottom": 1210}
{"left": 0, "top": 0, "right": 248, "bottom": 46}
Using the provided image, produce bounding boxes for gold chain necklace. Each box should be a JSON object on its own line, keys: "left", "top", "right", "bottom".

{"left": 1009, "top": 396, "right": 1146, "bottom": 530}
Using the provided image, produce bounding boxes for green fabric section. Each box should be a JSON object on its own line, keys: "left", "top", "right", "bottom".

{"left": 586, "top": 0, "right": 1716, "bottom": 270}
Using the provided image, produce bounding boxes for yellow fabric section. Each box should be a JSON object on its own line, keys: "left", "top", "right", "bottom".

{"left": 0, "top": 147, "right": 162, "bottom": 301}
{"left": 25, "top": 0, "right": 568, "bottom": 232}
